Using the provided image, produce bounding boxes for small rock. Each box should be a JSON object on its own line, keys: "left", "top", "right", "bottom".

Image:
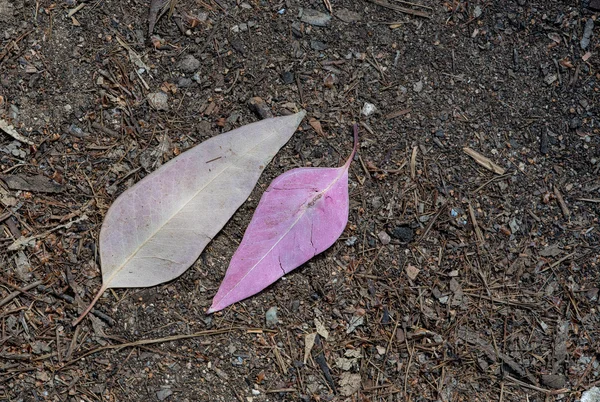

{"left": 282, "top": 71, "right": 294, "bottom": 84}
{"left": 540, "top": 129, "right": 549, "bottom": 155}
{"left": 581, "top": 386, "right": 600, "bottom": 402}
{"left": 336, "top": 8, "right": 361, "bottom": 23}
{"left": 8, "top": 104, "right": 18, "bottom": 120}
{"left": 541, "top": 374, "right": 566, "bottom": 389}
{"left": 581, "top": 18, "right": 594, "bottom": 49}
{"left": 300, "top": 8, "right": 331, "bottom": 27}
{"left": 361, "top": 102, "right": 376, "bottom": 117}
{"left": 544, "top": 73, "right": 557, "bottom": 85}
{"left": 345, "top": 236, "right": 358, "bottom": 246}
{"left": 177, "top": 77, "right": 193, "bottom": 88}
{"left": 389, "top": 226, "right": 414, "bottom": 242}
{"left": 434, "top": 129, "right": 445, "bottom": 138}
{"left": 178, "top": 54, "right": 200, "bottom": 73}
{"left": 413, "top": 80, "right": 423, "bottom": 93}
{"left": 248, "top": 96, "right": 273, "bottom": 119}
{"left": 371, "top": 196, "right": 383, "bottom": 209}
{"left": 265, "top": 306, "right": 278, "bottom": 327}
{"left": 310, "top": 40, "right": 328, "bottom": 51}
{"left": 406, "top": 264, "right": 420, "bottom": 280}
{"left": 148, "top": 92, "right": 169, "bottom": 110}
{"left": 570, "top": 117, "right": 582, "bottom": 130}
{"left": 377, "top": 231, "right": 391, "bottom": 245}
{"left": 156, "top": 388, "right": 173, "bottom": 401}
{"left": 473, "top": 5, "right": 482, "bottom": 17}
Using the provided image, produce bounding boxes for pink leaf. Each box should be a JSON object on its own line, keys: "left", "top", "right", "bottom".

{"left": 209, "top": 124, "right": 359, "bottom": 313}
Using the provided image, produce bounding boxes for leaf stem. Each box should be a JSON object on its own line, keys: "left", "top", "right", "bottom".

{"left": 344, "top": 123, "right": 359, "bottom": 168}
{"left": 72, "top": 283, "right": 107, "bottom": 326}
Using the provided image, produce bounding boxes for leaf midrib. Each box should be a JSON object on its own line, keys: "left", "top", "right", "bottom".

{"left": 103, "top": 129, "right": 281, "bottom": 288}
{"left": 215, "top": 165, "right": 347, "bottom": 306}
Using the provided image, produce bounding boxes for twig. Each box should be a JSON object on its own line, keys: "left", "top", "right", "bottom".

{"left": 463, "top": 147, "right": 506, "bottom": 175}
{"left": 417, "top": 204, "right": 446, "bottom": 243}
{"left": 0, "top": 277, "right": 43, "bottom": 303}
{"left": 468, "top": 203, "right": 484, "bottom": 244}
{"left": 504, "top": 374, "right": 568, "bottom": 395}
{"left": 390, "top": 0, "right": 433, "bottom": 10}
{"left": 8, "top": 214, "right": 88, "bottom": 251}
{"left": 553, "top": 186, "right": 570, "bottom": 219}
{"left": 578, "top": 198, "right": 600, "bottom": 203}
{"left": 0, "top": 280, "right": 44, "bottom": 308}
{"left": 266, "top": 388, "right": 296, "bottom": 393}
{"left": 367, "top": 0, "right": 430, "bottom": 18}
{"left": 91, "top": 122, "right": 120, "bottom": 138}
{"left": 313, "top": 335, "right": 336, "bottom": 393}
{"left": 62, "top": 327, "right": 265, "bottom": 368}
{"left": 37, "top": 285, "right": 115, "bottom": 326}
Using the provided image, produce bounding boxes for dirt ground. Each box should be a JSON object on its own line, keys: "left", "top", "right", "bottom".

{"left": 1, "top": 0, "right": 599, "bottom": 400}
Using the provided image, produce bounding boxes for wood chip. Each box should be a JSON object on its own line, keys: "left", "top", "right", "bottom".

{"left": 385, "top": 108, "right": 410, "bottom": 119}
{"left": 463, "top": 147, "right": 506, "bottom": 175}
{"left": 553, "top": 186, "right": 570, "bottom": 219}
{"left": 410, "top": 146, "right": 418, "bottom": 179}
{"left": 0, "top": 174, "right": 62, "bottom": 193}
{"left": 367, "top": 0, "right": 430, "bottom": 18}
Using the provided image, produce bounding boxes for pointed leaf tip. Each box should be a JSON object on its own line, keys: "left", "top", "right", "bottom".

{"left": 210, "top": 123, "right": 359, "bottom": 311}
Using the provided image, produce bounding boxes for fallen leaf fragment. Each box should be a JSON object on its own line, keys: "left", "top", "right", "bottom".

{"left": 339, "top": 373, "right": 362, "bottom": 396}
{"left": 208, "top": 124, "right": 359, "bottom": 313}
{"left": 309, "top": 117, "right": 324, "bottom": 136}
{"left": 406, "top": 264, "right": 420, "bottom": 280}
{"left": 304, "top": 333, "right": 317, "bottom": 364}
{"left": 315, "top": 318, "right": 329, "bottom": 339}
{"left": 0, "top": 119, "right": 34, "bottom": 145}
{"left": 463, "top": 147, "right": 506, "bottom": 175}
{"left": 72, "top": 111, "right": 306, "bottom": 325}
{"left": 0, "top": 174, "right": 62, "bottom": 193}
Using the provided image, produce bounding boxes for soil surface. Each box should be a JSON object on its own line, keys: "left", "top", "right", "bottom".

{"left": 1, "top": 0, "right": 599, "bottom": 401}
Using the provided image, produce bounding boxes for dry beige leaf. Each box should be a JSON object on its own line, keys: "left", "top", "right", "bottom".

{"left": 463, "top": 147, "right": 506, "bottom": 175}
{"left": 309, "top": 117, "right": 324, "bottom": 136}
{"left": 315, "top": 318, "right": 329, "bottom": 339}
{"left": 0, "top": 119, "right": 34, "bottom": 145}
{"left": 406, "top": 264, "right": 420, "bottom": 280}
{"left": 304, "top": 333, "right": 317, "bottom": 364}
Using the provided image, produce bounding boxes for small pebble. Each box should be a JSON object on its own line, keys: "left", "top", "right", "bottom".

{"left": 569, "top": 117, "right": 582, "bottom": 130}
{"left": 310, "top": 40, "right": 328, "bottom": 51}
{"left": 300, "top": 9, "right": 331, "bottom": 27}
{"left": 178, "top": 54, "right": 200, "bottom": 73}
{"left": 361, "top": 102, "right": 376, "bottom": 117}
{"left": 389, "top": 226, "right": 414, "bottom": 242}
{"left": 248, "top": 96, "right": 273, "bottom": 119}
{"left": 265, "top": 306, "right": 278, "bottom": 327}
{"left": 156, "top": 389, "right": 173, "bottom": 401}
{"left": 378, "top": 231, "right": 391, "bottom": 245}
{"left": 148, "top": 92, "right": 169, "bottom": 110}
{"left": 413, "top": 80, "right": 423, "bottom": 93}
{"left": 178, "top": 77, "right": 193, "bottom": 88}
{"left": 282, "top": 71, "right": 294, "bottom": 84}
{"left": 581, "top": 18, "right": 594, "bottom": 49}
